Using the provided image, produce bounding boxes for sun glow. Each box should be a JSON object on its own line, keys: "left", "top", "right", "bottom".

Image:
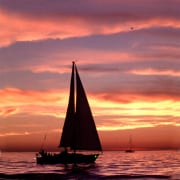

{"left": 90, "top": 97, "right": 180, "bottom": 117}
{"left": 1, "top": 88, "right": 179, "bottom": 131}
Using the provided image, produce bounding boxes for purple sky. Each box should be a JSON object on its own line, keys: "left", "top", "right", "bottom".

{"left": 0, "top": 0, "right": 180, "bottom": 151}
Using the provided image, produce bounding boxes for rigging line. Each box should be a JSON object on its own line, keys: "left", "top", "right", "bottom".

{"left": 40, "top": 126, "right": 50, "bottom": 150}
{"left": 40, "top": 134, "right": 47, "bottom": 150}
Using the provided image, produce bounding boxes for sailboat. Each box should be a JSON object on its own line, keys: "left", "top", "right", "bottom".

{"left": 36, "top": 62, "right": 102, "bottom": 164}
{"left": 125, "top": 135, "right": 135, "bottom": 153}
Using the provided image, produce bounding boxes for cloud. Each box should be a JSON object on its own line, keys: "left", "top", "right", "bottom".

{"left": 0, "top": 0, "right": 180, "bottom": 46}
{"left": 0, "top": 107, "right": 18, "bottom": 117}
{"left": 1, "top": 86, "right": 180, "bottom": 132}
{"left": 0, "top": 132, "right": 30, "bottom": 137}
{"left": 129, "top": 69, "right": 180, "bottom": 77}
{"left": 1, "top": 27, "right": 180, "bottom": 75}
{"left": 1, "top": 0, "right": 180, "bottom": 151}
{"left": 0, "top": 129, "right": 60, "bottom": 137}
{"left": 0, "top": 88, "right": 68, "bottom": 117}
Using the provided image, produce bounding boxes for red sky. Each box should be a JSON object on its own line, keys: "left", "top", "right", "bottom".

{"left": 0, "top": 0, "right": 180, "bottom": 151}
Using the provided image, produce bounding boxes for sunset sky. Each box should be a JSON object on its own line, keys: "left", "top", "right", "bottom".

{"left": 0, "top": 0, "right": 180, "bottom": 151}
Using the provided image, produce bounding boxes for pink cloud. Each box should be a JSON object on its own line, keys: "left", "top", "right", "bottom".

{"left": 129, "top": 69, "right": 180, "bottom": 77}
{"left": 0, "top": 0, "right": 180, "bottom": 46}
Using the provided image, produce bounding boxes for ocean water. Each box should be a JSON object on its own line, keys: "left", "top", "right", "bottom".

{"left": 0, "top": 151, "right": 179, "bottom": 179}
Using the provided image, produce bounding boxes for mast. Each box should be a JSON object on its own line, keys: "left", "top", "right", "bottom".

{"left": 59, "top": 62, "right": 75, "bottom": 148}
{"left": 128, "top": 135, "right": 133, "bottom": 150}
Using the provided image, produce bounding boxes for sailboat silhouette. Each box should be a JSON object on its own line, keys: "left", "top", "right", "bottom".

{"left": 125, "top": 135, "right": 135, "bottom": 153}
{"left": 36, "top": 62, "right": 102, "bottom": 164}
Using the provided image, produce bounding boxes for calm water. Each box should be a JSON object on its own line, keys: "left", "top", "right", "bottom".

{"left": 0, "top": 151, "right": 179, "bottom": 179}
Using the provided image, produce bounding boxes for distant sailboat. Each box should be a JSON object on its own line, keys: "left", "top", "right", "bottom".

{"left": 125, "top": 135, "right": 135, "bottom": 153}
{"left": 36, "top": 62, "right": 102, "bottom": 164}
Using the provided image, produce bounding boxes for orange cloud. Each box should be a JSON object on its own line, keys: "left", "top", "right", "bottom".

{"left": 0, "top": 128, "right": 60, "bottom": 137}
{"left": 1, "top": 87, "right": 180, "bottom": 132}
{"left": 0, "top": 88, "right": 68, "bottom": 117}
{"left": 0, "top": 107, "right": 18, "bottom": 117}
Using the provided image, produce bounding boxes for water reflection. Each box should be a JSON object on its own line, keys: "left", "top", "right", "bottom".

{"left": 0, "top": 151, "right": 179, "bottom": 178}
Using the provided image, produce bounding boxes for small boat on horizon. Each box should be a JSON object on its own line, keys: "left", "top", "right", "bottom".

{"left": 36, "top": 62, "right": 102, "bottom": 164}
{"left": 125, "top": 149, "right": 135, "bottom": 153}
{"left": 125, "top": 135, "right": 135, "bottom": 153}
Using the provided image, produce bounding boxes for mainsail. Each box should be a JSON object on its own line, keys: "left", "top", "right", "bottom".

{"left": 59, "top": 62, "right": 102, "bottom": 151}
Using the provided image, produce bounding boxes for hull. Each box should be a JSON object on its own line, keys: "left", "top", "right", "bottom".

{"left": 36, "top": 151, "right": 99, "bottom": 164}
{"left": 125, "top": 149, "right": 135, "bottom": 153}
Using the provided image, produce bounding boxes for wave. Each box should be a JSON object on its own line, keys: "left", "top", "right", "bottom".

{"left": 0, "top": 173, "right": 171, "bottom": 179}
